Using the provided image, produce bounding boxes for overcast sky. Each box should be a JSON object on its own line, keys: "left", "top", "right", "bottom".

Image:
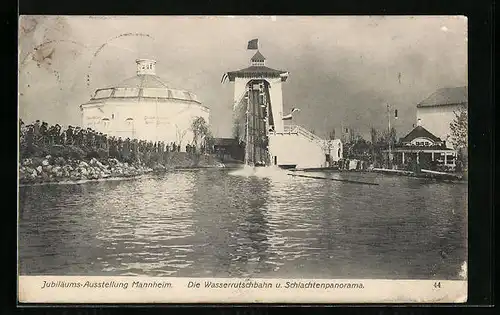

{"left": 18, "top": 15, "right": 467, "bottom": 139}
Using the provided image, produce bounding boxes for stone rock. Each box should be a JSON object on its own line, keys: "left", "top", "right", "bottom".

{"left": 23, "top": 158, "right": 33, "bottom": 166}
{"left": 57, "top": 157, "right": 66, "bottom": 166}
{"left": 41, "top": 172, "right": 50, "bottom": 181}
{"left": 36, "top": 166, "right": 43, "bottom": 173}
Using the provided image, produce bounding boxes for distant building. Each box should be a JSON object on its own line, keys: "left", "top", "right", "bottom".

{"left": 416, "top": 86, "right": 467, "bottom": 149}
{"left": 385, "top": 120, "right": 457, "bottom": 169}
{"left": 80, "top": 59, "right": 209, "bottom": 150}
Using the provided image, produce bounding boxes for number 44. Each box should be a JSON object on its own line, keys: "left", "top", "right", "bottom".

{"left": 433, "top": 282, "right": 441, "bottom": 289}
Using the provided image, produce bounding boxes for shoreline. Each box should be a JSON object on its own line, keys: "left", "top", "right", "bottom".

{"left": 18, "top": 151, "right": 225, "bottom": 186}
{"left": 18, "top": 174, "right": 150, "bottom": 187}
{"left": 18, "top": 166, "right": 231, "bottom": 187}
{"left": 292, "top": 166, "right": 467, "bottom": 184}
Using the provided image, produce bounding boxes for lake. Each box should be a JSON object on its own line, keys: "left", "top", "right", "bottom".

{"left": 18, "top": 168, "right": 467, "bottom": 280}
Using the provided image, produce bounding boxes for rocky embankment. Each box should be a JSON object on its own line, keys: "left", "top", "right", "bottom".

{"left": 19, "top": 156, "right": 154, "bottom": 185}
{"left": 18, "top": 151, "right": 225, "bottom": 185}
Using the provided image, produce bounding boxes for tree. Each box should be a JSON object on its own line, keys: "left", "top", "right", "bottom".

{"left": 450, "top": 104, "right": 468, "bottom": 173}
{"left": 175, "top": 124, "right": 188, "bottom": 147}
{"left": 328, "top": 128, "right": 336, "bottom": 140}
{"left": 370, "top": 127, "right": 378, "bottom": 165}
{"left": 204, "top": 130, "right": 215, "bottom": 154}
{"left": 380, "top": 127, "right": 397, "bottom": 146}
{"left": 191, "top": 116, "right": 209, "bottom": 150}
{"left": 449, "top": 104, "right": 468, "bottom": 149}
{"left": 370, "top": 127, "right": 378, "bottom": 145}
{"left": 348, "top": 130, "right": 356, "bottom": 143}
{"left": 232, "top": 120, "right": 241, "bottom": 140}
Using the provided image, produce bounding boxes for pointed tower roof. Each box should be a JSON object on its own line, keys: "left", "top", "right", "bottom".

{"left": 225, "top": 50, "right": 289, "bottom": 82}
{"left": 251, "top": 51, "right": 266, "bottom": 62}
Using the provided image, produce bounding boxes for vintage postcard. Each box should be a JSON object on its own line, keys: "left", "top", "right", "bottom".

{"left": 18, "top": 15, "right": 468, "bottom": 304}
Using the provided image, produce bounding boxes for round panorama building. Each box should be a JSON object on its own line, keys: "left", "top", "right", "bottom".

{"left": 80, "top": 59, "right": 209, "bottom": 150}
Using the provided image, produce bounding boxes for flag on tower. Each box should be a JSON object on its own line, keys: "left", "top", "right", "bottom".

{"left": 247, "top": 39, "right": 258, "bottom": 50}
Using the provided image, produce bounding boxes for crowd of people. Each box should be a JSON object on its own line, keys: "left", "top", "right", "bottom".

{"left": 19, "top": 119, "right": 206, "bottom": 163}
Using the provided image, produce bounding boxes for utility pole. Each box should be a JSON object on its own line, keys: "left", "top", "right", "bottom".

{"left": 244, "top": 87, "right": 250, "bottom": 166}
{"left": 387, "top": 103, "right": 392, "bottom": 168}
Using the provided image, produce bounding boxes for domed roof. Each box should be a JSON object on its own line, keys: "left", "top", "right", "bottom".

{"left": 86, "top": 59, "right": 201, "bottom": 104}
{"left": 117, "top": 74, "right": 169, "bottom": 89}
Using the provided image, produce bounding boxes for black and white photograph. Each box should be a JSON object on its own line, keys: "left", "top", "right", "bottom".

{"left": 18, "top": 15, "right": 468, "bottom": 303}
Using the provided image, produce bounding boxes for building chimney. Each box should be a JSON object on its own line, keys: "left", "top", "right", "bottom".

{"left": 417, "top": 118, "right": 422, "bottom": 126}
{"left": 136, "top": 59, "right": 156, "bottom": 75}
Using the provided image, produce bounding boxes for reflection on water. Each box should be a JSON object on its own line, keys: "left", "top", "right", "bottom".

{"left": 19, "top": 169, "right": 467, "bottom": 279}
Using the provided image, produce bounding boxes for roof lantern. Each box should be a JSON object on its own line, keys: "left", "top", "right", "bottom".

{"left": 136, "top": 59, "right": 157, "bottom": 75}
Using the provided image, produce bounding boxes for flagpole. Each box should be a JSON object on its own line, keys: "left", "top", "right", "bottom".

{"left": 387, "top": 103, "right": 392, "bottom": 168}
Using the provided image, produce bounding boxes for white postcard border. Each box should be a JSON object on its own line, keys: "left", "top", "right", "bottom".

{"left": 19, "top": 276, "right": 467, "bottom": 304}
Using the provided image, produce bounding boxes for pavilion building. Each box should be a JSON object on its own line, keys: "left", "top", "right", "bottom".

{"left": 387, "top": 119, "right": 457, "bottom": 169}
{"left": 80, "top": 59, "right": 209, "bottom": 151}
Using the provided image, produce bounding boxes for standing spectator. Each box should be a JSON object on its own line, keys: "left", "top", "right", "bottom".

{"left": 66, "top": 126, "right": 74, "bottom": 145}
{"left": 25, "top": 124, "right": 34, "bottom": 153}
{"left": 40, "top": 122, "right": 48, "bottom": 144}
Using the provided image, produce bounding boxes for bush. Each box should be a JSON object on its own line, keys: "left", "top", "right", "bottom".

{"left": 85, "top": 148, "right": 109, "bottom": 160}
{"left": 67, "top": 145, "right": 86, "bottom": 160}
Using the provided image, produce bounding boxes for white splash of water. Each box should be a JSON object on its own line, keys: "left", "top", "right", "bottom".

{"left": 229, "top": 165, "right": 290, "bottom": 180}
{"left": 459, "top": 260, "right": 467, "bottom": 280}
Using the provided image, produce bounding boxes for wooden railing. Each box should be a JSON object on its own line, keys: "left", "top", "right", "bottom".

{"left": 282, "top": 125, "right": 323, "bottom": 142}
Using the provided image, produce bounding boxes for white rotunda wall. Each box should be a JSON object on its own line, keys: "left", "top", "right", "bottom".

{"left": 81, "top": 99, "right": 209, "bottom": 149}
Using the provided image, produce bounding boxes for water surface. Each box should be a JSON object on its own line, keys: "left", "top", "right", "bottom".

{"left": 19, "top": 169, "right": 467, "bottom": 279}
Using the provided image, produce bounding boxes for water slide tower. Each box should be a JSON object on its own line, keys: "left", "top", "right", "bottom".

{"left": 222, "top": 42, "right": 342, "bottom": 168}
